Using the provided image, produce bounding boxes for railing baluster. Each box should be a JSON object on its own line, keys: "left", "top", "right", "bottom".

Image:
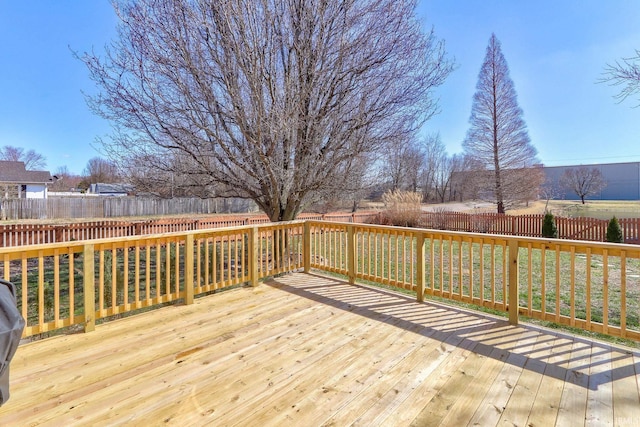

{"left": 83, "top": 243, "right": 95, "bottom": 333}
{"left": 508, "top": 240, "right": 519, "bottom": 325}
{"left": 2, "top": 220, "right": 639, "bottom": 342}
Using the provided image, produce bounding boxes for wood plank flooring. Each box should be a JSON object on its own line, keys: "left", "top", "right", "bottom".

{"left": 1, "top": 272, "right": 639, "bottom": 426}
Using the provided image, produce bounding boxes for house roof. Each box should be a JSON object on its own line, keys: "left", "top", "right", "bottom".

{"left": 0, "top": 161, "right": 53, "bottom": 184}
{"left": 89, "top": 183, "right": 134, "bottom": 194}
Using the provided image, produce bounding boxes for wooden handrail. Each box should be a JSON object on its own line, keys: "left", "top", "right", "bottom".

{"left": 3, "top": 220, "right": 640, "bottom": 342}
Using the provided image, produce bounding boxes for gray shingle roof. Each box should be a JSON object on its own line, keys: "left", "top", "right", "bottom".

{"left": 89, "top": 183, "right": 134, "bottom": 194}
{"left": 0, "top": 161, "right": 53, "bottom": 184}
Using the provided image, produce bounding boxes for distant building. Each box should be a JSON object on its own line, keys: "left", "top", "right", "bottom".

{"left": 0, "top": 161, "right": 54, "bottom": 199}
{"left": 88, "top": 183, "right": 134, "bottom": 196}
{"left": 543, "top": 161, "right": 640, "bottom": 200}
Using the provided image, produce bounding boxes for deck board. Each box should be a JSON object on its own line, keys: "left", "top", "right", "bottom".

{"left": 1, "top": 272, "right": 639, "bottom": 426}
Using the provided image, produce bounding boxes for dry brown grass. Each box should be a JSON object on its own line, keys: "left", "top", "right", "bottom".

{"left": 380, "top": 190, "right": 423, "bottom": 227}
{"left": 508, "top": 200, "right": 640, "bottom": 219}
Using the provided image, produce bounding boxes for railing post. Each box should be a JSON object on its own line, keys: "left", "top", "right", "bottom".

{"left": 185, "top": 234, "right": 194, "bottom": 304}
{"left": 416, "top": 232, "right": 425, "bottom": 303}
{"left": 83, "top": 243, "right": 95, "bottom": 333}
{"left": 303, "top": 222, "right": 311, "bottom": 273}
{"left": 249, "top": 226, "right": 259, "bottom": 287}
{"left": 347, "top": 224, "right": 356, "bottom": 284}
{"left": 508, "top": 239, "right": 519, "bottom": 325}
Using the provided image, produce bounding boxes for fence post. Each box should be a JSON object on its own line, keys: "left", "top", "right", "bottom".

{"left": 507, "top": 239, "right": 519, "bottom": 325}
{"left": 303, "top": 222, "right": 311, "bottom": 273}
{"left": 54, "top": 225, "right": 63, "bottom": 243}
{"left": 416, "top": 232, "right": 425, "bottom": 303}
{"left": 347, "top": 224, "right": 356, "bottom": 284}
{"left": 249, "top": 226, "right": 259, "bottom": 287}
{"left": 185, "top": 234, "right": 194, "bottom": 304}
{"left": 83, "top": 243, "right": 95, "bottom": 333}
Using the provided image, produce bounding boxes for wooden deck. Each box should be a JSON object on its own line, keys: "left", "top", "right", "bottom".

{"left": 1, "top": 273, "right": 639, "bottom": 426}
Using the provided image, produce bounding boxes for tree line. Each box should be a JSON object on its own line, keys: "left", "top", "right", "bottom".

{"left": 0, "top": 145, "right": 120, "bottom": 193}
{"left": 11, "top": 1, "right": 640, "bottom": 218}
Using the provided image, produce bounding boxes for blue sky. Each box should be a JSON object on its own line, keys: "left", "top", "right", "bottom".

{"left": 0, "top": 1, "right": 639, "bottom": 175}
{"left": 416, "top": 0, "right": 640, "bottom": 166}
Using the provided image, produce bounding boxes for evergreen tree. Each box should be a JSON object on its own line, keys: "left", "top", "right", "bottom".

{"left": 606, "top": 216, "right": 623, "bottom": 243}
{"left": 542, "top": 212, "right": 557, "bottom": 238}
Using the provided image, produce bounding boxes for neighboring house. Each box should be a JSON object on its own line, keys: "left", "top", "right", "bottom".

{"left": 88, "top": 183, "right": 134, "bottom": 196}
{"left": 0, "top": 160, "right": 54, "bottom": 199}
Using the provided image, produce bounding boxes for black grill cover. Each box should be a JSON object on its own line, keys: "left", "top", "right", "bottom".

{"left": 0, "top": 279, "right": 25, "bottom": 406}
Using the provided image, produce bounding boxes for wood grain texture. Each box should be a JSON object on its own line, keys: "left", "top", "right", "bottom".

{"left": 1, "top": 272, "right": 638, "bottom": 426}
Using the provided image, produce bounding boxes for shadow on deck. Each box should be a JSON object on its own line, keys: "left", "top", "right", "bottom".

{"left": 1, "top": 272, "right": 639, "bottom": 426}
{"left": 268, "top": 274, "right": 640, "bottom": 393}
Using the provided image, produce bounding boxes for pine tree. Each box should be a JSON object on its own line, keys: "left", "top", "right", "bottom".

{"left": 542, "top": 212, "right": 557, "bottom": 238}
{"left": 463, "top": 34, "right": 540, "bottom": 214}
{"left": 606, "top": 216, "right": 623, "bottom": 243}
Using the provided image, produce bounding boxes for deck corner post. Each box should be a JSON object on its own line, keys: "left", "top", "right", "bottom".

{"left": 249, "top": 226, "right": 259, "bottom": 287}
{"left": 416, "top": 233, "right": 425, "bottom": 303}
{"left": 83, "top": 243, "right": 95, "bottom": 333}
{"left": 508, "top": 239, "right": 519, "bottom": 325}
{"left": 303, "top": 222, "right": 311, "bottom": 273}
{"left": 347, "top": 224, "right": 356, "bottom": 284}
{"left": 185, "top": 234, "right": 195, "bottom": 304}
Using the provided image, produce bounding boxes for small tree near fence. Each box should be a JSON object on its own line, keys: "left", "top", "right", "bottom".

{"left": 606, "top": 216, "right": 623, "bottom": 243}
{"left": 542, "top": 212, "right": 557, "bottom": 238}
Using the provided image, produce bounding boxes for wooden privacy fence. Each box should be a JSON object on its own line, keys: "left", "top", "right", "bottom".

{"left": 4, "top": 220, "right": 640, "bottom": 342}
{"left": 0, "top": 197, "right": 257, "bottom": 220}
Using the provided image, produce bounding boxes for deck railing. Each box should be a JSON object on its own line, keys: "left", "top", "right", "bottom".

{"left": 1, "top": 221, "right": 304, "bottom": 337}
{"left": 307, "top": 221, "right": 640, "bottom": 341}
{"left": 3, "top": 220, "right": 639, "bottom": 342}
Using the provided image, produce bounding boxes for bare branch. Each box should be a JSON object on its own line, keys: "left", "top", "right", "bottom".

{"left": 462, "top": 34, "right": 539, "bottom": 213}
{"left": 80, "top": 0, "right": 453, "bottom": 221}
{"left": 0, "top": 145, "right": 47, "bottom": 170}
{"left": 601, "top": 49, "right": 640, "bottom": 106}
{"left": 560, "top": 167, "right": 607, "bottom": 204}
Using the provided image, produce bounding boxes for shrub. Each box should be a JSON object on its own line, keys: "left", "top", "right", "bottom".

{"left": 541, "top": 211, "right": 557, "bottom": 238}
{"left": 381, "top": 190, "right": 423, "bottom": 227}
{"left": 606, "top": 216, "right": 623, "bottom": 243}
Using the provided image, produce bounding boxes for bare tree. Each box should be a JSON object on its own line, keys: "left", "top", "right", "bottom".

{"left": 560, "top": 167, "right": 607, "bottom": 204}
{"left": 602, "top": 49, "right": 640, "bottom": 106}
{"left": 539, "top": 176, "right": 561, "bottom": 212}
{"left": 382, "top": 136, "right": 426, "bottom": 193}
{"left": 433, "top": 155, "right": 456, "bottom": 203}
{"left": 309, "top": 152, "right": 377, "bottom": 213}
{"left": 125, "top": 151, "right": 220, "bottom": 198}
{"left": 404, "top": 144, "right": 427, "bottom": 194}
{"left": 448, "top": 154, "right": 483, "bottom": 202}
{"left": 502, "top": 165, "right": 545, "bottom": 207}
{"left": 50, "top": 166, "right": 83, "bottom": 192}
{"left": 80, "top": 0, "right": 453, "bottom": 221}
{"left": 83, "top": 157, "right": 120, "bottom": 184}
{"left": 0, "top": 145, "right": 46, "bottom": 170}
{"left": 420, "top": 133, "right": 446, "bottom": 202}
{"left": 462, "top": 34, "right": 539, "bottom": 213}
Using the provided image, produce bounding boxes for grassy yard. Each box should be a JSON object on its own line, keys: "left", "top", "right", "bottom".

{"left": 508, "top": 199, "right": 640, "bottom": 219}
{"left": 346, "top": 232, "right": 640, "bottom": 337}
